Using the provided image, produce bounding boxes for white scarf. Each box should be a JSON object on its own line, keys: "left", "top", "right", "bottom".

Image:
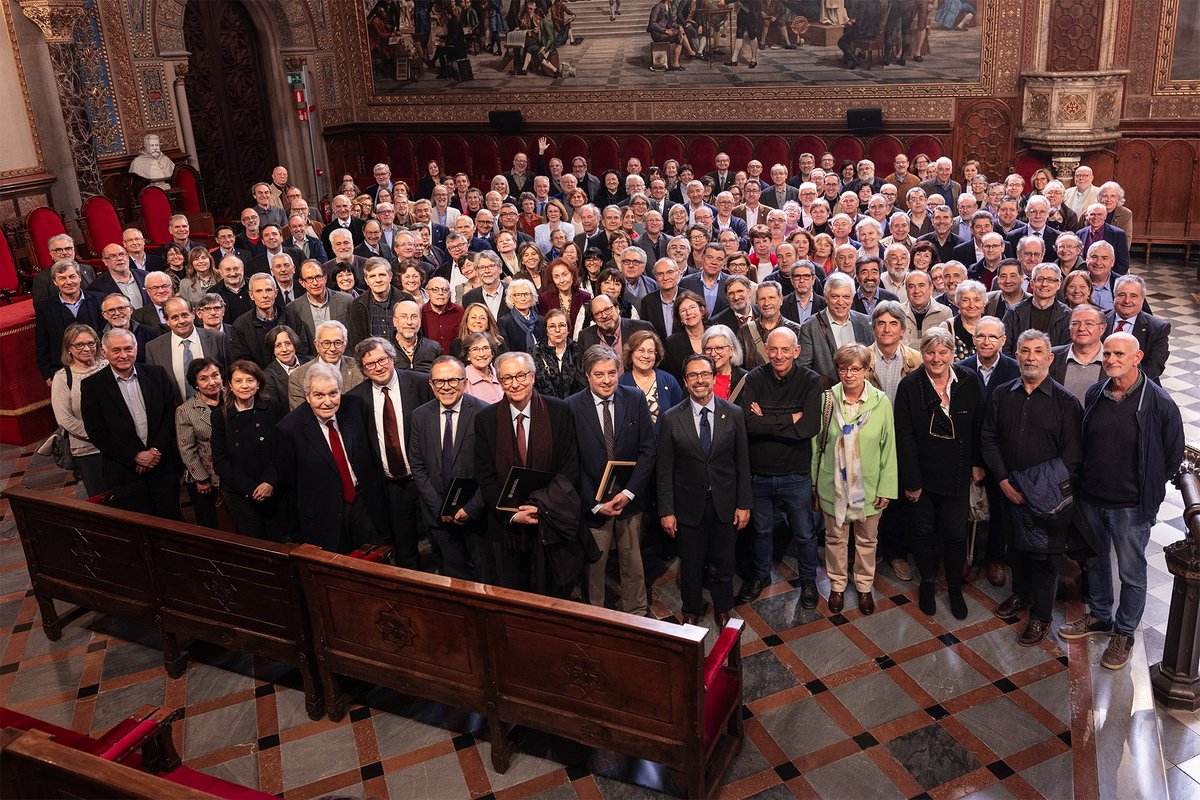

{"left": 832, "top": 396, "right": 872, "bottom": 526}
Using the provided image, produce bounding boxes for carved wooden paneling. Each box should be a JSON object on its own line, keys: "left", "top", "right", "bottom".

{"left": 720, "top": 136, "right": 754, "bottom": 169}
{"left": 755, "top": 136, "right": 790, "bottom": 170}
{"left": 794, "top": 136, "right": 828, "bottom": 162}
{"left": 1085, "top": 150, "right": 1117, "bottom": 185}
{"left": 182, "top": 0, "right": 278, "bottom": 218}
{"left": 1047, "top": 0, "right": 1103, "bottom": 72}
{"left": 652, "top": 136, "right": 684, "bottom": 168}
{"left": 952, "top": 100, "right": 1014, "bottom": 184}
{"left": 1149, "top": 140, "right": 1196, "bottom": 238}
{"left": 1114, "top": 140, "right": 1156, "bottom": 238}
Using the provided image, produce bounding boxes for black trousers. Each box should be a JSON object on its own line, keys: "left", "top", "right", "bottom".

{"left": 677, "top": 497, "right": 736, "bottom": 617}
{"left": 338, "top": 494, "right": 382, "bottom": 554}
{"left": 186, "top": 482, "right": 220, "bottom": 529}
{"left": 223, "top": 492, "right": 275, "bottom": 540}
{"left": 384, "top": 478, "right": 422, "bottom": 569}
{"left": 909, "top": 489, "right": 969, "bottom": 587}
{"left": 1006, "top": 505, "right": 1069, "bottom": 622}
{"left": 110, "top": 466, "right": 182, "bottom": 521}
{"left": 983, "top": 475, "right": 1010, "bottom": 565}
{"left": 876, "top": 500, "right": 909, "bottom": 562}
{"left": 428, "top": 523, "right": 477, "bottom": 580}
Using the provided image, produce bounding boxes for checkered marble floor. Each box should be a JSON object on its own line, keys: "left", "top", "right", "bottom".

{"left": 1, "top": 255, "right": 1198, "bottom": 799}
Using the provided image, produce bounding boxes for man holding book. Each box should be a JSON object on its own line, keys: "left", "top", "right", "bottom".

{"left": 567, "top": 345, "right": 658, "bottom": 617}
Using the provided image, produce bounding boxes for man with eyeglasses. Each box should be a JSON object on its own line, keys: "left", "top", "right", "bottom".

{"left": 213, "top": 256, "right": 254, "bottom": 324}
{"left": 129, "top": 271, "right": 175, "bottom": 336}
{"left": 99, "top": 293, "right": 156, "bottom": 359}
{"left": 639, "top": 257, "right": 682, "bottom": 340}
{"left": 1002, "top": 263, "right": 1071, "bottom": 355}
{"left": 618, "top": 246, "right": 658, "bottom": 306}
{"left": 957, "top": 315, "right": 1019, "bottom": 588}
{"left": 287, "top": 320, "right": 364, "bottom": 410}
{"left": 286, "top": 213, "right": 328, "bottom": 263}
{"left": 968, "top": 231, "right": 1008, "bottom": 289}
{"left": 462, "top": 252, "right": 510, "bottom": 320}
{"left": 347, "top": 336, "right": 433, "bottom": 569}
{"left": 391, "top": 299, "right": 441, "bottom": 372}
{"left": 121, "top": 227, "right": 161, "bottom": 273}
{"left": 146, "top": 296, "right": 231, "bottom": 397}
{"left": 195, "top": 294, "right": 232, "bottom": 337}
{"left": 658, "top": 353, "right": 751, "bottom": 627}
{"left": 1048, "top": 304, "right": 1106, "bottom": 402}
{"left": 577, "top": 293, "right": 652, "bottom": 355}
{"left": 474, "top": 351, "right": 581, "bottom": 595}
{"left": 32, "top": 235, "right": 96, "bottom": 302}
{"left": 88, "top": 243, "right": 148, "bottom": 309}
{"left": 420, "top": 277, "right": 463, "bottom": 354}
{"left": 80, "top": 328, "right": 182, "bottom": 520}
{"left": 782, "top": 261, "right": 827, "bottom": 327}
{"left": 409, "top": 356, "right": 490, "bottom": 580}
{"left": 35, "top": 261, "right": 104, "bottom": 381}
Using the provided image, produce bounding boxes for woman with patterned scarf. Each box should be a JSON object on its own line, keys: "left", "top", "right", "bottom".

{"left": 812, "top": 343, "right": 898, "bottom": 618}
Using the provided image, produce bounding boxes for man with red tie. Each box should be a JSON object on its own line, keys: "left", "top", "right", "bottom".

{"left": 274, "top": 361, "right": 386, "bottom": 553}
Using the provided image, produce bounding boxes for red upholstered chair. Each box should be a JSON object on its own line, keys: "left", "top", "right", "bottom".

{"left": 755, "top": 136, "right": 790, "bottom": 172}
{"left": 139, "top": 186, "right": 173, "bottom": 247}
{"left": 498, "top": 135, "right": 530, "bottom": 171}
{"left": 81, "top": 196, "right": 124, "bottom": 265}
{"left": 620, "top": 136, "right": 653, "bottom": 173}
{"left": 652, "top": 135, "right": 684, "bottom": 169}
{"left": 557, "top": 135, "right": 589, "bottom": 171}
{"left": 907, "top": 135, "right": 943, "bottom": 161}
{"left": 387, "top": 136, "right": 416, "bottom": 188}
{"left": 172, "top": 164, "right": 204, "bottom": 215}
{"left": 589, "top": 136, "right": 620, "bottom": 172}
{"left": 867, "top": 136, "right": 903, "bottom": 173}
{"left": 794, "top": 135, "right": 827, "bottom": 163}
{"left": 442, "top": 136, "right": 472, "bottom": 177}
{"left": 414, "top": 135, "right": 444, "bottom": 180}
{"left": 363, "top": 135, "right": 389, "bottom": 175}
{"left": 686, "top": 136, "right": 719, "bottom": 174}
{"left": 0, "top": 230, "right": 31, "bottom": 302}
{"left": 720, "top": 136, "right": 753, "bottom": 171}
{"left": 829, "top": 136, "right": 865, "bottom": 166}
{"left": 1013, "top": 153, "right": 1047, "bottom": 185}
{"left": 470, "top": 136, "right": 500, "bottom": 186}
{"left": 25, "top": 207, "right": 68, "bottom": 271}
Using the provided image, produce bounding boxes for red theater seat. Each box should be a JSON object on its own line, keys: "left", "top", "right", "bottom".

{"left": 794, "top": 135, "right": 828, "bottom": 163}
{"left": 363, "top": 135, "right": 389, "bottom": 176}
{"left": 172, "top": 164, "right": 205, "bottom": 216}
{"left": 907, "top": 135, "right": 943, "bottom": 161}
{"left": 756, "top": 136, "right": 790, "bottom": 171}
{"left": 589, "top": 136, "right": 620, "bottom": 172}
{"left": 25, "top": 207, "right": 68, "bottom": 272}
{"left": 686, "top": 136, "right": 719, "bottom": 173}
{"left": 387, "top": 136, "right": 415, "bottom": 187}
{"left": 471, "top": 136, "right": 501, "bottom": 184}
{"left": 81, "top": 196, "right": 124, "bottom": 263}
{"left": 620, "top": 136, "right": 653, "bottom": 172}
{"left": 867, "top": 136, "right": 903, "bottom": 172}
{"left": 139, "top": 186, "right": 173, "bottom": 246}
{"left": 829, "top": 136, "right": 865, "bottom": 166}
{"left": 721, "top": 136, "right": 754, "bottom": 171}
{"left": 652, "top": 135, "right": 684, "bottom": 169}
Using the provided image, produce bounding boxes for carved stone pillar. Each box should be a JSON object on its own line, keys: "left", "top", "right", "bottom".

{"left": 173, "top": 62, "right": 199, "bottom": 170}
{"left": 19, "top": 0, "right": 102, "bottom": 197}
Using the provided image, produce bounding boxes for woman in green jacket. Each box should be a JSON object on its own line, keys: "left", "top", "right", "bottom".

{"left": 812, "top": 343, "right": 898, "bottom": 617}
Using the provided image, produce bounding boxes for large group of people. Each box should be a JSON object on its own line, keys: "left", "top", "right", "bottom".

{"left": 34, "top": 144, "right": 1183, "bottom": 671}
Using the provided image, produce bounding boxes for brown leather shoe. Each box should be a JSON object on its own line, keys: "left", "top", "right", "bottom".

{"left": 828, "top": 590, "right": 845, "bottom": 614}
{"left": 682, "top": 614, "right": 700, "bottom": 625}
{"left": 858, "top": 589, "right": 875, "bottom": 616}
{"left": 995, "top": 593, "right": 1031, "bottom": 618}
{"left": 987, "top": 563, "right": 1006, "bottom": 587}
{"left": 1018, "top": 618, "right": 1049, "bottom": 646}
{"left": 715, "top": 611, "right": 731, "bottom": 629}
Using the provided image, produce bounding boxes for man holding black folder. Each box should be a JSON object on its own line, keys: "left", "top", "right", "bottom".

{"left": 568, "top": 345, "right": 657, "bottom": 617}
{"left": 474, "top": 351, "right": 579, "bottom": 593}
{"left": 410, "top": 356, "right": 490, "bottom": 581}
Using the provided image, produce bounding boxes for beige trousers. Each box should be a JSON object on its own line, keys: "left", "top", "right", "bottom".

{"left": 823, "top": 512, "right": 881, "bottom": 593}
{"left": 588, "top": 515, "right": 648, "bottom": 616}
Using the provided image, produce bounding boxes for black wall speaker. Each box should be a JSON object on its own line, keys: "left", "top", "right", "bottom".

{"left": 488, "top": 109, "right": 524, "bottom": 133}
{"left": 847, "top": 107, "right": 883, "bottom": 133}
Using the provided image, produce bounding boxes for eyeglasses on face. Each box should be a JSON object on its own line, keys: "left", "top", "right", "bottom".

{"left": 683, "top": 370, "right": 714, "bottom": 381}
{"left": 431, "top": 377, "right": 465, "bottom": 388}
{"left": 498, "top": 370, "right": 533, "bottom": 386}
{"left": 317, "top": 339, "right": 346, "bottom": 349}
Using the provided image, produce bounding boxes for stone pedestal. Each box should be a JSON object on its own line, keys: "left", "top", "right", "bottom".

{"left": 805, "top": 23, "right": 844, "bottom": 48}
{"left": 1017, "top": 70, "right": 1127, "bottom": 176}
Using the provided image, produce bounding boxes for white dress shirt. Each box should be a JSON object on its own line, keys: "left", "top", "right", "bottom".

{"left": 372, "top": 372, "right": 409, "bottom": 478}
{"left": 170, "top": 328, "right": 203, "bottom": 397}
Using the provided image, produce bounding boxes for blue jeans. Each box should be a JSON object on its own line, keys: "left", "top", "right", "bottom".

{"left": 751, "top": 474, "right": 816, "bottom": 581}
{"left": 1080, "top": 500, "right": 1152, "bottom": 638}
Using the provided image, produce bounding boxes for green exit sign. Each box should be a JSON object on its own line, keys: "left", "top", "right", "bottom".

{"left": 287, "top": 72, "right": 303, "bottom": 84}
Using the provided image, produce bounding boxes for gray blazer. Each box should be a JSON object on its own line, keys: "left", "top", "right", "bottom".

{"left": 175, "top": 394, "right": 216, "bottom": 485}
{"left": 408, "top": 394, "right": 488, "bottom": 527}
{"left": 286, "top": 289, "right": 355, "bottom": 345}
{"left": 797, "top": 310, "right": 875, "bottom": 385}
{"left": 145, "top": 328, "right": 231, "bottom": 398}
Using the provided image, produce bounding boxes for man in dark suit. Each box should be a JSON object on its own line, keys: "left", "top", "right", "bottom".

{"left": 130, "top": 271, "right": 175, "bottom": 336}
{"left": 850, "top": 256, "right": 900, "bottom": 317}
{"left": 568, "top": 345, "right": 657, "bottom": 616}
{"left": 1002, "top": 264, "right": 1072, "bottom": 356}
{"left": 760, "top": 165, "right": 800, "bottom": 210}
{"left": 951, "top": 211, "right": 1000, "bottom": 266}
{"left": 639, "top": 257, "right": 683, "bottom": 340}
{"left": 210, "top": 225, "right": 252, "bottom": 265}
{"left": 679, "top": 244, "right": 732, "bottom": 318}
{"left": 88, "top": 243, "right": 149, "bottom": 308}
{"left": 1004, "top": 196, "right": 1060, "bottom": 254}
{"left": 364, "top": 163, "right": 395, "bottom": 204}
{"left": 322, "top": 228, "right": 369, "bottom": 294}
{"left": 704, "top": 153, "right": 736, "bottom": 194}
{"left": 287, "top": 260, "right": 354, "bottom": 345}
{"left": 1105, "top": 274, "right": 1170, "bottom": 382}
{"left": 246, "top": 225, "right": 304, "bottom": 277}
{"left": 657, "top": 353, "right": 752, "bottom": 627}
{"left": 577, "top": 294, "right": 653, "bottom": 354}
{"left": 145, "top": 297, "right": 231, "bottom": 398}
{"left": 474, "top": 351, "right": 580, "bottom": 595}
{"left": 462, "top": 255, "right": 510, "bottom": 319}
{"left": 354, "top": 219, "right": 398, "bottom": 266}
{"left": 644, "top": 178, "right": 677, "bottom": 220}
{"left": 156, "top": 214, "right": 205, "bottom": 260}
{"left": 285, "top": 214, "right": 328, "bottom": 263}
{"left": 1078, "top": 203, "right": 1130, "bottom": 275}
{"left": 348, "top": 337, "right": 433, "bottom": 569}
{"left": 571, "top": 205, "right": 609, "bottom": 257}
{"left": 571, "top": 156, "right": 601, "bottom": 203}
{"left": 916, "top": 205, "right": 961, "bottom": 264}
{"left": 409, "top": 356, "right": 490, "bottom": 581}
{"left": 797, "top": 273, "right": 875, "bottom": 386}
{"left": 781, "top": 261, "right": 828, "bottom": 326}
{"left": 231, "top": 273, "right": 298, "bottom": 367}
{"left": 274, "top": 361, "right": 386, "bottom": 553}
{"left": 957, "top": 314, "right": 1022, "bottom": 588}
{"left": 35, "top": 261, "right": 103, "bottom": 382}
{"left": 31, "top": 236, "right": 97, "bottom": 303}
{"left": 320, "top": 194, "right": 365, "bottom": 255}
{"left": 80, "top": 328, "right": 182, "bottom": 519}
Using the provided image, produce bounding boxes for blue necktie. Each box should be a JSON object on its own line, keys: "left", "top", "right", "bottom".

{"left": 441, "top": 409, "right": 455, "bottom": 482}
{"left": 699, "top": 407, "right": 711, "bottom": 457}
{"left": 181, "top": 339, "right": 195, "bottom": 397}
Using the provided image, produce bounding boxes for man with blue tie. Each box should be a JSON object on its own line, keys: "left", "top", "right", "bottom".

{"left": 657, "top": 353, "right": 752, "bottom": 627}
{"left": 409, "top": 356, "right": 491, "bottom": 581}
{"left": 568, "top": 345, "right": 657, "bottom": 617}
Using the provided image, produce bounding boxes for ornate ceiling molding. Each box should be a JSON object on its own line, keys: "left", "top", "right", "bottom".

{"left": 18, "top": 0, "right": 86, "bottom": 44}
{"left": 2, "top": 0, "right": 43, "bottom": 170}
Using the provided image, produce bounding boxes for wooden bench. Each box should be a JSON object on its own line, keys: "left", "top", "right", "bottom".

{"left": 294, "top": 545, "right": 746, "bottom": 798}
{"left": 4, "top": 488, "right": 323, "bottom": 720}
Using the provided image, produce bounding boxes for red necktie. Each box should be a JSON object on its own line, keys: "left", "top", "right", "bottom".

{"left": 515, "top": 412, "right": 528, "bottom": 466}
{"left": 1116, "top": 320, "right": 1129, "bottom": 333}
{"left": 325, "top": 419, "right": 356, "bottom": 503}
{"left": 381, "top": 386, "right": 407, "bottom": 477}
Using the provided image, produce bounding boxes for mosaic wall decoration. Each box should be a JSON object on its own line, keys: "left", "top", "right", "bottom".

{"left": 138, "top": 64, "right": 173, "bottom": 128}
{"left": 73, "top": 0, "right": 123, "bottom": 157}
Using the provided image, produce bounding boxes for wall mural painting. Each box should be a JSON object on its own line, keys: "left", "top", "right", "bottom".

{"left": 366, "top": 0, "right": 984, "bottom": 93}
{"left": 1168, "top": 0, "right": 1199, "bottom": 81}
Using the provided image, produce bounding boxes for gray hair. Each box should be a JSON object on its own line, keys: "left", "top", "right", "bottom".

{"left": 724, "top": 274, "right": 753, "bottom": 294}
{"left": 505, "top": 278, "right": 536, "bottom": 306}
{"left": 353, "top": 336, "right": 396, "bottom": 369}
{"left": 976, "top": 315, "right": 1005, "bottom": 335}
{"left": 872, "top": 300, "right": 908, "bottom": 331}
{"left": 855, "top": 218, "right": 883, "bottom": 236}
{"left": 824, "top": 272, "right": 855, "bottom": 294}
{"left": 620, "top": 245, "right": 647, "bottom": 265}
{"left": 101, "top": 327, "right": 137, "bottom": 349}
{"left": 495, "top": 350, "right": 535, "bottom": 374}
{"left": 955, "top": 279, "right": 987, "bottom": 303}
{"left": 919, "top": 327, "right": 956, "bottom": 354}
{"left": 304, "top": 361, "right": 343, "bottom": 393}
{"left": 1025, "top": 195, "right": 1050, "bottom": 212}
{"left": 1114, "top": 273, "right": 1146, "bottom": 295}
{"left": 314, "top": 319, "right": 348, "bottom": 342}
{"left": 1016, "top": 328, "right": 1052, "bottom": 352}
{"left": 50, "top": 259, "right": 79, "bottom": 278}
{"left": 473, "top": 250, "right": 501, "bottom": 270}
{"left": 247, "top": 272, "right": 277, "bottom": 291}
{"left": 328, "top": 228, "right": 353, "bottom": 244}
{"left": 363, "top": 256, "right": 392, "bottom": 275}
{"left": 702, "top": 324, "right": 743, "bottom": 367}
{"left": 1097, "top": 181, "right": 1126, "bottom": 203}
{"left": 47, "top": 233, "right": 74, "bottom": 250}
{"left": 1031, "top": 262, "right": 1062, "bottom": 282}
{"left": 1086, "top": 240, "right": 1116, "bottom": 258}
{"left": 1017, "top": 235, "right": 1046, "bottom": 256}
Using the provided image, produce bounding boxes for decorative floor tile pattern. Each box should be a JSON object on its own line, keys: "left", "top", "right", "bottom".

{"left": 0, "top": 256, "right": 1197, "bottom": 798}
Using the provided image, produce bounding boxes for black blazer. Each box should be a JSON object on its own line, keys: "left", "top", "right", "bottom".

{"left": 576, "top": 317, "right": 653, "bottom": 353}
{"left": 639, "top": 291, "right": 675, "bottom": 340}
{"left": 408, "top": 394, "right": 488, "bottom": 528}
{"left": 462, "top": 286, "right": 510, "bottom": 320}
{"left": 916, "top": 231, "right": 961, "bottom": 264}
{"left": 782, "top": 293, "right": 828, "bottom": 326}
{"left": 473, "top": 393, "right": 579, "bottom": 542}
{"left": 79, "top": 364, "right": 181, "bottom": 487}
{"left": 678, "top": 273, "right": 731, "bottom": 316}
{"left": 273, "top": 394, "right": 387, "bottom": 551}
{"left": 893, "top": 365, "right": 985, "bottom": 496}
{"left": 566, "top": 385, "right": 657, "bottom": 524}
{"left": 262, "top": 357, "right": 310, "bottom": 411}
{"left": 87, "top": 269, "right": 150, "bottom": 307}
{"left": 347, "top": 370, "right": 434, "bottom": 475}
{"left": 1103, "top": 310, "right": 1171, "bottom": 381}
{"left": 656, "top": 396, "right": 752, "bottom": 526}
{"left": 131, "top": 304, "right": 168, "bottom": 336}
{"left": 956, "top": 353, "right": 1019, "bottom": 406}
{"left": 1004, "top": 223, "right": 1060, "bottom": 254}
{"left": 1002, "top": 299, "right": 1072, "bottom": 356}
{"left": 354, "top": 241, "right": 397, "bottom": 267}
{"left": 497, "top": 311, "right": 548, "bottom": 355}
{"left": 247, "top": 246, "right": 305, "bottom": 276}
{"left": 210, "top": 397, "right": 284, "bottom": 496}
{"left": 321, "top": 217, "right": 365, "bottom": 253}
{"left": 34, "top": 294, "right": 103, "bottom": 379}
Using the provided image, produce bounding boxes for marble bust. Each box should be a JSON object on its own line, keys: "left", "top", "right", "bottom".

{"left": 129, "top": 134, "right": 175, "bottom": 188}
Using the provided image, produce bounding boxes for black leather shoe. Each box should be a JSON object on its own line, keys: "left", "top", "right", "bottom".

{"left": 858, "top": 589, "right": 875, "bottom": 616}
{"left": 800, "top": 580, "right": 819, "bottom": 609}
{"left": 1018, "top": 618, "right": 1049, "bottom": 646}
{"left": 918, "top": 581, "right": 936, "bottom": 616}
{"left": 715, "top": 612, "right": 731, "bottom": 629}
{"left": 828, "top": 590, "right": 844, "bottom": 614}
{"left": 948, "top": 586, "right": 968, "bottom": 620}
{"left": 738, "top": 574, "right": 768, "bottom": 604}
{"left": 995, "top": 593, "right": 1032, "bottom": 618}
